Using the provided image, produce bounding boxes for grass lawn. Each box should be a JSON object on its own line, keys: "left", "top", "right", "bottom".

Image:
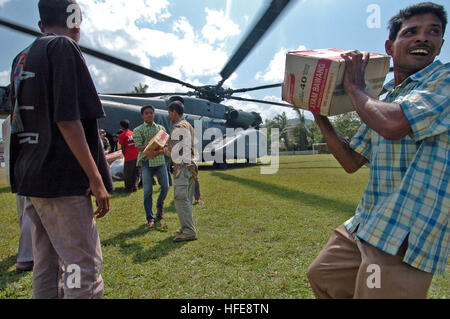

{"left": 0, "top": 154, "right": 448, "bottom": 298}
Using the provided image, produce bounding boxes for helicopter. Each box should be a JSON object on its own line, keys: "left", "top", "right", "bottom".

{"left": 0, "top": 0, "right": 297, "bottom": 168}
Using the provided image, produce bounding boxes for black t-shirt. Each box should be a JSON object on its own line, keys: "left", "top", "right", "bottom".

{"left": 9, "top": 34, "right": 113, "bottom": 197}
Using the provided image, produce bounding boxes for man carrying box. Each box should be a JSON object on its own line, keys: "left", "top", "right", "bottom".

{"left": 307, "top": 2, "right": 448, "bottom": 298}
{"left": 148, "top": 99, "right": 198, "bottom": 242}
{"left": 133, "top": 105, "right": 170, "bottom": 228}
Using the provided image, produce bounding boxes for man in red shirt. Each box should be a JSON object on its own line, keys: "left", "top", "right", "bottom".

{"left": 119, "top": 119, "right": 139, "bottom": 192}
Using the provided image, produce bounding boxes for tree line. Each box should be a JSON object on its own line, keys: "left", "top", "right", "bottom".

{"left": 264, "top": 110, "right": 362, "bottom": 151}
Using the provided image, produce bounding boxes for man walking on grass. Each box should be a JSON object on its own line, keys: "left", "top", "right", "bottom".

{"left": 133, "top": 105, "right": 170, "bottom": 228}
{"left": 148, "top": 99, "right": 198, "bottom": 242}
{"left": 307, "top": 2, "right": 449, "bottom": 299}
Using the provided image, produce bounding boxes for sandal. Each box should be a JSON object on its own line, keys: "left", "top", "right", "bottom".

{"left": 174, "top": 228, "right": 182, "bottom": 235}
{"left": 173, "top": 233, "right": 197, "bottom": 242}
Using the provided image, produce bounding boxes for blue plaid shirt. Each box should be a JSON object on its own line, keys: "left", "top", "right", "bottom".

{"left": 346, "top": 60, "right": 449, "bottom": 274}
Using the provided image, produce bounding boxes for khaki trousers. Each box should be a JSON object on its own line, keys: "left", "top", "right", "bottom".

{"left": 173, "top": 166, "right": 196, "bottom": 236}
{"left": 25, "top": 196, "right": 104, "bottom": 299}
{"left": 306, "top": 224, "right": 433, "bottom": 299}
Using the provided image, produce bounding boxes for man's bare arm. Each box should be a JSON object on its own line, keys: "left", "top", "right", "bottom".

{"left": 341, "top": 51, "right": 411, "bottom": 140}
{"left": 57, "top": 120, "right": 110, "bottom": 218}
{"left": 314, "top": 114, "right": 368, "bottom": 173}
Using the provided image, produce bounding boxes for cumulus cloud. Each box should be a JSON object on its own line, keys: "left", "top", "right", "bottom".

{"left": 255, "top": 45, "right": 307, "bottom": 83}
{"left": 75, "top": 0, "right": 241, "bottom": 94}
{"left": 0, "top": 70, "right": 9, "bottom": 86}
{"left": 201, "top": 8, "right": 240, "bottom": 45}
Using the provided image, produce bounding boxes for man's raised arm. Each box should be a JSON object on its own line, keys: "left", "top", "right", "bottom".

{"left": 313, "top": 114, "right": 368, "bottom": 173}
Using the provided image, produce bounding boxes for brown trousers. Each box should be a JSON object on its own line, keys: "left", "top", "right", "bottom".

{"left": 25, "top": 196, "right": 104, "bottom": 299}
{"left": 306, "top": 224, "right": 433, "bottom": 299}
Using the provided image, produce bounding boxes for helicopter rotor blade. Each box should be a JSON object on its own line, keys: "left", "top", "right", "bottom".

{"left": 102, "top": 92, "right": 193, "bottom": 98}
{"left": 0, "top": 17, "right": 41, "bottom": 37}
{"left": 227, "top": 95, "right": 294, "bottom": 108}
{"left": 81, "top": 48, "right": 198, "bottom": 90}
{"left": 230, "top": 82, "right": 283, "bottom": 94}
{"left": 0, "top": 17, "right": 198, "bottom": 90}
{"left": 218, "top": 0, "right": 293, "bottom": 86}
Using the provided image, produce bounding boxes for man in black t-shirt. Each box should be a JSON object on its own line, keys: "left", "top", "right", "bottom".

{"left": 9, "top": 0, "right": 112, "bottom": 298}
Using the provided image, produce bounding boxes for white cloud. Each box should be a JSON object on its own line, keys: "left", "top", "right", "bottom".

{"left": 75, "top": 1, "right": 241, "bottom": 94}
{"left": 0, "top": 0, "right": 11, "bottom": 8}
{"left": 79, "top": 0, "right": 171, "bottom": 32}
{"left": 255, "top": 45, "right": 307, "bottom": 83}
{"left": 0, "top": 70, "right": 9, "bottom": 86}
{"left": 201, "top": 8, "right": 240, "bottom": 44}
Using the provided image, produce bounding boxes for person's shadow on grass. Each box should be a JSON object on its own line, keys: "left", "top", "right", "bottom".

{"left": 101, "top": 223, "right": 187, "bottom": 265}
{"left": 0, "top": 254, "right": 30, "bottom": 293}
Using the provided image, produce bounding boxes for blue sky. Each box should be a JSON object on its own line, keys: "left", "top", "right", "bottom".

{"left": 0, "top": 0, "right": 449, "bottom": 126}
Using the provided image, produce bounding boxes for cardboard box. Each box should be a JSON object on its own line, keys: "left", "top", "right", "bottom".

{"left": 282, "top": 48, "right": 390, "bottom": 116}
{"left": 143, "top": 130, "right": 169, "bottom": 157}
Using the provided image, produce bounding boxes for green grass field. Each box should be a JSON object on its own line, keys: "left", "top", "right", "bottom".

{"left": 0, "top": 155, "right": 448, "bottom": 298}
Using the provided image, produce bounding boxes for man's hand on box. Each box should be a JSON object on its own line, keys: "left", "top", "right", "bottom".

{"left": 146, "top": 149, "right": 157, "bottom": 159}
{"left": 341, "top": 50, "right": 369, "bottom": 94}
{"left": 147, "top": 147, "right": 163, "bottom": 159}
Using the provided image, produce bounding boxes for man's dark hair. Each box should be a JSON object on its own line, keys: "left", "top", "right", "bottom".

{"left": 120, "top": 119, "right": 130, "bottom": 129}
{"left": 168, "top": 101, "right": 184, "bottom": 116}
{"left": 388, "top": 2, "right": 447, "bottom": 41}
{"left": 168, "top": 96, "right": 185, "bottom": 104}
{"left": 141, "top": 105, "right": 155, "bottom": 115}
{"left": 38, "top": 0, "right": 79, "bottom": 28}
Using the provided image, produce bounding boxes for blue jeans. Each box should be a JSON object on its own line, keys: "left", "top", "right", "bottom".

{"left": 141, "top": 161, "right": 170, "bottom": 222}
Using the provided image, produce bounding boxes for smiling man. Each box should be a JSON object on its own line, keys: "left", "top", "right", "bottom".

{"left": 307, "top": 2, "right": 449, "bottom": 298}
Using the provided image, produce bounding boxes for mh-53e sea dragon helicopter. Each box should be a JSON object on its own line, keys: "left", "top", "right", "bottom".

{"left": 0, "top": 0, "right": 297, "bottom": 168}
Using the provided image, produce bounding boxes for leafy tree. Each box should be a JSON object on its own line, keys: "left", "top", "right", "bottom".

{"left": 265, "top": 112, "right": 290, "bottom": 150}
{"left": 293, "top": 108, "right": 312, "bottom": 150}
{"left": 306, "top": 120, "right": 324, "bottom": 145}
{"left": 331, "top": 111, "right": 362, "bottom": 139}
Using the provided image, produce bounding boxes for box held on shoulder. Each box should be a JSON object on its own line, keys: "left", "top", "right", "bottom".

{"left": 282, "top": 48, "right": 390, "bottom": 116}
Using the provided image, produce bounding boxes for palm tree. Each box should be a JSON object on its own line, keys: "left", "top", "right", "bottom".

{"left": 131, "top": 83, "right": 148, "bottom": 93}
{"left": 293, "top": 108, "right": 311, "bottom": 150}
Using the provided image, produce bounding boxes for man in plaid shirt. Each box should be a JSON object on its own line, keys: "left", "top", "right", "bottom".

{"left": 133, "top": 105, "right": 170, "bottom": 229}
{"left": 307, "top": 2, "right": 448, "bottom": 298}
